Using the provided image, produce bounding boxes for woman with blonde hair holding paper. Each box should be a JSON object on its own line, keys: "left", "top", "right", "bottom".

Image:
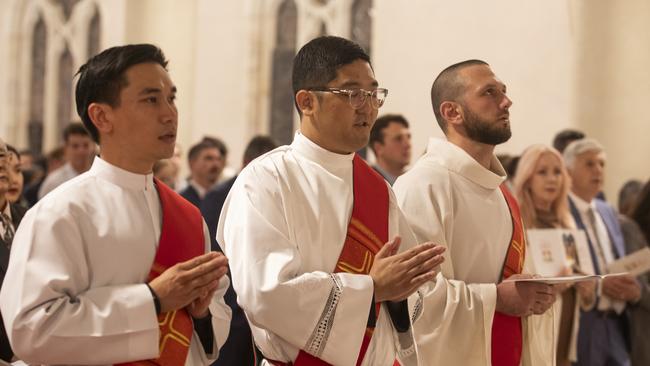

{"left": 513, "top": 144, "right": 595, "bottom": 366}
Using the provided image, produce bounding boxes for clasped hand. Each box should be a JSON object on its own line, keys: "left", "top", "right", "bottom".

{"left": 370, "top": 237, "right": 445, "bottom": 302}
{"left": 149, "top": 251, "right": 229, "bottom": 318}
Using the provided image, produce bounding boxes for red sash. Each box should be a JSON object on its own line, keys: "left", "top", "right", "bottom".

{"left": 491, "top": 185, "right": 526, "bottom": 366}
{"left": 118, "top": 178, "right": 205, "bottom": 365}
{"left": 275, "top": 155, "right": 391, "bottom": 366}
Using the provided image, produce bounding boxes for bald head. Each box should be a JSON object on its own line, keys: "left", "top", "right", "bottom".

{"left": 430, "top": 59, "right": 489, "bottom": 133}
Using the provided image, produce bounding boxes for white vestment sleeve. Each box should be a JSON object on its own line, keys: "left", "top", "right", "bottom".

{"left": 394, "top": 172, "right": 498, "bottom": 365}
{"left": 201, "top": 221, "right": 232, "bottom": 361}
{"left": 218, "top": 165, "right": 374, "bottom": 366}
{"left": 0, "top": 204, "right": 160, "bottom": 364}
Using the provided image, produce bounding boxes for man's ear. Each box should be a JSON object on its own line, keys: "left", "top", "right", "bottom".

{"left": 440, "top": 101, "right": 463, "bottom": 128}
{"left": 296, "top": 90, "right": 316, "bottom": 116}
{"left": 87, "top": 102, "right": 114, "bottom": 136}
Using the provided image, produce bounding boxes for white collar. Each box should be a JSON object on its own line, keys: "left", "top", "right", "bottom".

{"left": 569, "top": 191, "right": 596, "bottom": 213}
{"left": 425, "top": 138, "right": 506, "bottom": 189}
{"left": 89, "top": 156, "right": 155, "bottom": 191}
{"left": 291, "top": 132, "right": 355, "bottom": 169}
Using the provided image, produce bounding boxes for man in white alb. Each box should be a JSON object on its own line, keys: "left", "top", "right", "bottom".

{"left": 218, "top": 36, "right": 445, "bottom": 366}
{"left": 0, "top": 44, "right": 231, "bottom": 365}
{"left": 394, "top": 60, "right": 557, "bottom": 365}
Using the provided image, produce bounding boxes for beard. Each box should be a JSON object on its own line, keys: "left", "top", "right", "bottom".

{"left": 463, "top": 106, "right": 512, "bottom": 145}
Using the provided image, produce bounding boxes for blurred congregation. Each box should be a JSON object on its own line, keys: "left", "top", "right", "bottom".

{"left": 1, "top": 1, "right": 650, "bottom": 366}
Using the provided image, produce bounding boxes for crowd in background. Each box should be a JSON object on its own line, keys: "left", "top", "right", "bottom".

{"left": 3, "top": 119, "right": 650, "bottom": 365}
{"left": 2, "top": 116, "right": 650, "bottom": 365}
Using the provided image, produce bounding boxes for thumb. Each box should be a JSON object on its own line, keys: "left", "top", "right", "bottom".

{"left": 376, "top": 236, "right": 401, "bottom": 259}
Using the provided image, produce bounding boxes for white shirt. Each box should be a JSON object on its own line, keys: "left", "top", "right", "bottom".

{"left": 218, "top": 133, "right": 422, "bottom": 366}
{"left": 0, "top": 157, "right": 231, "bottom": 365}
{"left": 394, "top": 138, "right": 554, "bottom": 366}
{"left": 37, "top": 162, "right": 80, "bottom": 199}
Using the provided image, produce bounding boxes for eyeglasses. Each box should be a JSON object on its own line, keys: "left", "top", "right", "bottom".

{"left": 308, "top": 87, "right": 388, "bottom": 110}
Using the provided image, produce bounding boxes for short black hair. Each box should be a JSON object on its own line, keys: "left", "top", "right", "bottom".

{"left": 75, "top": 44, "right": 169, "bottom": 143}
{"left": 200, "top": 136, "right": 228, "bottom": 158}
{"left": 188, "top": 140, "right": 221, "bottom": 164}
{"left": 243, "top": 135, "right": 277, "bottom": 165}
{"left": 430, "top": 59, "right": 489, "bottom": 133}
{"left": 552, "top": 129, "right": 585, "bottom": 153}
{"left": 62, "top": 122, "right": 91, "bottom": 143}
{"left": 369, "top": 114, "right": 409, "bottom": 153}
{"left": 292, "top": 36, "right": 371, "bottom": 114}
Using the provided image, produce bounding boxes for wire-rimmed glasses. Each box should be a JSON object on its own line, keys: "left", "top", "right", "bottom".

{"left": 308, "top": 87, "right": 388, "bottom": 110}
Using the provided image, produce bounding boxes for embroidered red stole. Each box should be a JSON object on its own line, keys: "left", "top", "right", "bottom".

{"left": 118, "top": 178, "right": 205, "bottom": 366}
{"left": 289, "top": 155, "right": 389, "bottom": 366}
{"left": 491, "top": 184, "right": 526, "bottom": 366}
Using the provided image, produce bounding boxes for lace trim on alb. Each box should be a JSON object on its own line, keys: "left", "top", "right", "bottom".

{"left": 304, "top": 273, "right": 343, "bottom": 357}
{"left": 411, "top": 289, "right": 424, "bottom": 323}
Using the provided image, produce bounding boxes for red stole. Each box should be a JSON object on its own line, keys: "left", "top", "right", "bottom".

{"left": 288, "top": 155, "right": 390, "bottom": 366}
{"left": 118, "top": 178, "right": 205, "bottom": 366}
{"left": 491, "top": 185, "right": 526, "bottom": 366}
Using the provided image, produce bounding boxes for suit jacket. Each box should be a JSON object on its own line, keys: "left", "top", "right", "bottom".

{"left": 0, "top": 203, "right": 27, "bottom": 361}
{"left": 569, "top": 197, "right": 631, "bottom": 361}
{"left": 619, "top": 215, "right": 650, "bottom": 366}
{"left": 179, "top": 184, "right": 201, "bottom": 208}
{"left": 200, "top": 176, "right": 258, "bottom": 366}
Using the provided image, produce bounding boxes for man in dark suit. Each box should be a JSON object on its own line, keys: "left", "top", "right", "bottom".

{"left": 564, "top": 138, "right": 640, "bottom": 366}
{"left": 200, "top": 135, "right": 276, "bottom": 366}
{"left": 180, "top": 138, "right": 228, "bottom": 208}
{"left": 0, "top": 139, "right": 27, "bottom": 361}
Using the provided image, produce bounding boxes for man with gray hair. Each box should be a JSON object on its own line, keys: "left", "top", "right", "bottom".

{"left": 564, "top": 138, "right": 639, "bottom": 366}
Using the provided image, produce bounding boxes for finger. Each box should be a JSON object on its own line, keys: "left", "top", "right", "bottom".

{"left": 177, "top": 251, "right": 221, "bottom": 271}
{"left": 406, "top": 254, "right": 444, "bottom": 277}
{"left": 532, "top": 305, "right": 545, "bottom": 315}
{"left": 184, "top": 255, "right": 229, "bottom": 280}
{"left": 195, "top": 279, "right": 222, "bottom": 299}
{"left": 395, "top": 242, "right": 437, "bottom": 264}
{"left": 188, "top": 267, "right": 226, "bottom": 289}
{"left": 534, "top": 284, "right": 554, "bottom": 296}
{"left": 389, "top": 236, "right": 402, "bottom": 256}
{"left": 402, "top": 246, "right": 439, "bottom": 269}
{"left": 376, "top": 237, "right": 400, "bottom": 260}
{"left": 408, "top": 269, "right": 438, "bottom": 286}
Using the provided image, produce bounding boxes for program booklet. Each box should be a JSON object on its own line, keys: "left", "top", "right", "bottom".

{"left": 503, "top": 273, "right": 628, "bottom": 285}
{"left": 526, "top": 228, "right": 593, "bottom": 277}
{"left": 607, "top": 247, "right": 650, "bottom": 276}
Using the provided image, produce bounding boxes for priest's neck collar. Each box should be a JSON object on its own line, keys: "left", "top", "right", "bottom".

{"left": 292, "top": 132, "right": 355, "bottom": 167}
{"left": 426, "top": 138, "right": 506, "bottom": 189}
{"left": 90, "top": 156, "right": 155, "bottom": 191}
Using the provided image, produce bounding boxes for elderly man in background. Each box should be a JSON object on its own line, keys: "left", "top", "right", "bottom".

{"left": 564, "top": 138, "right": 640, "bottom": 366}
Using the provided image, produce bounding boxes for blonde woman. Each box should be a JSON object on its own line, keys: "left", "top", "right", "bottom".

{"left": 514, "top": 144, "right": 595, "bottom": 366}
